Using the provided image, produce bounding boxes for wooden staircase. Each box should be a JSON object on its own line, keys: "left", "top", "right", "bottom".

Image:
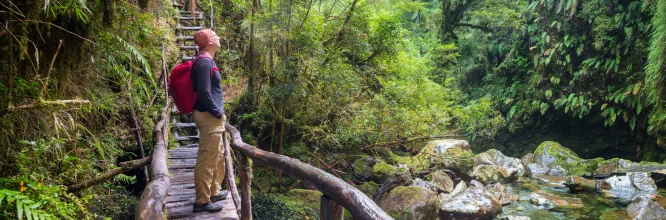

{"left": 162, "top": 1, "right": 240, "bottom": 219}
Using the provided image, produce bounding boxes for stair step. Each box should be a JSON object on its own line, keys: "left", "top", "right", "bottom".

{"left": 180, "top": 45, "right": 198, "bottom": 50}
{"left": 182, "top": 55, "right": 194, "bottom": 61}
{"left": 176, "top": 25, "right": 203, "bottom": 31}
{"left": 174, "top": 132, "right": 199, "bottom": 141}
{"left": 178, "top": 35, "right": 195, "bottom": 41}
{"left": 179, "top": 15, "right": 204, "bottom": 20}
{"left": 180, "top": 11, "right": 202, "bottom": 15}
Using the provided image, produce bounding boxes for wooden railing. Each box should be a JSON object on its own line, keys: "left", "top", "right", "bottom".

{"left": 223, "top": 123, "right": 393, "bottom": 220}
{"left": 135, "top": 97, "right": 171, "bottom": 219}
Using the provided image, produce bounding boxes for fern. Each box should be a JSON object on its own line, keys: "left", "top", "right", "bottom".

{"left": 646, "top": 0, "right": 666, "bottom": 134}
{"left": 110, "top": 33, "right": 157, "bottom": 91}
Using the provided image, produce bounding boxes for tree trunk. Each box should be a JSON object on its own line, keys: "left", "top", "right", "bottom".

{"left": 320, "top": 195, "right": 344, "bottom": 220}
{"left": 67, "top": 157, "right": 151, "bottom": 192}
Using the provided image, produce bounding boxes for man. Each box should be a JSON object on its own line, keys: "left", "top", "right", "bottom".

{"left": 191, "top": 29, "right": 228, "bottom": 212}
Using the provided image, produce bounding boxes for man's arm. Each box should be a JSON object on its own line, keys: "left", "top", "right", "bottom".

{"left": 194, "top": 58, "right": 223, "bottom": 119}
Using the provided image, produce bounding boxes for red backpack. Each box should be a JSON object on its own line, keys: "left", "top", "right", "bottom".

{"left": 168, "top": 54, "right": 213, "bottom": 114}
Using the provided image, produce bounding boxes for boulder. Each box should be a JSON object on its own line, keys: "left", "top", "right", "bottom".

{"left": 529, "top": 190, "right": 585, "bottom": 211}
{"left": 596, "top": 158, "right": 638, "bottom": 174}
{"left": 470, "top": 165, "right": 517, "bottom": 184}
{"left": 412, "top": 178, "right": 437, "bottom": 192}
{"left": 532, "top": 175, "right": 567, "bottom": 188}
{"left": 439, "top": 181, "right": 467, "bottom": 204}
{"left": 430, "top": 171, "right": 454, "bottom": 193}
{"left": 353, "top": 157, "right": 378, "bottom": 178}
{"left": 525, "top": 163, "right": 549, "bottom": 177}
{"left": 533, "top": 141, "right": 603, "bottom": 176}
{"left": 439, "top": 187, "right": 502, "bottom": 220}
{"left": 473, "top": 149, "right": 526, "bottom": 178}
{"left": 485, "top": 183, "right": 519, "bottom": 206}
{"left": 410, "top": 140, "right": 473, "bottom": 173}
{"left": 373, "top": 162, "right": 409, "bottom": 183}
{"left": 600, "top": 172, "right": 657, "bottom": 204}
{"left": 358, "top": 181, "right": 379, "bottom": 199}
{"left": 565, "top": 176, "right": 597, "bottom": 193}
{"left": 626, "top": 194, "right": 666, "bottom": 220}
{"left": 378, "top": 186, "right": 438, "bottom": 220}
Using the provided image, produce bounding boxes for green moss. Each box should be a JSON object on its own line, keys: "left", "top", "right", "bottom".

{"left": 443, "top": 147, "right": 475, "bottom": 173}
{"left": 358, "top": 181, "right": 379, "bottom": 198}
{"left": 285, "top": 189, "right": 323, "bottom": 212}
{"left": 252, "top": 193, "right": 320, "bottom": 220}
{"left": 534, "top": 141, "right": 604, "bottom": 175}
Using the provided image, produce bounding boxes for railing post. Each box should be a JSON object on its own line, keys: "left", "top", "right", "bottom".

{"left": 224, "top": 131, "right": 241, "bottom": 217}
{"left": 320, "top": 195, "right": 344, "bottom": 220}
{"left": 240, "top": 154, "right": 253, "bottom": 220}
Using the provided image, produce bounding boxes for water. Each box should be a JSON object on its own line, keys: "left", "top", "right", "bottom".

{"left": 496, "top": 178, "right": 633, "bottom": 220}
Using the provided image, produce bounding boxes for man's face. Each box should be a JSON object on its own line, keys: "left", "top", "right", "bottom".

{"left": 209, "top": 31, "right": 221, "bottom": 49}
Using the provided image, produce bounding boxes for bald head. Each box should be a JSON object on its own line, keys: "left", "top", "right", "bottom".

{"left": 194, "top": 29, "right": 214, "bottom": 49}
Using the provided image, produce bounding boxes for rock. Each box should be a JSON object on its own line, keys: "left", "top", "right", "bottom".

{"left": 525, "top": 163, "right": 549, "bottom": 177}
{"left": 469, "top": 180, "right": 484, "bottom": 187}
{"left": 485, "top": 183, "right": 519, "bottom": 206}
{"left": 501, "top": 216, "right": 530, "bottom": 220}
{"left": 378, "top": 186, "right": 438, "bottom": 220}
{"left": 430, "top": 171, "right": 454, "bottom": 192}
{"left": 353, "top": 157, "right": 377, "bottom": 178}
{"left": 626, "top": 194, "right": 666, "bottom": 220}
{"left": 529, "top": 190, "right": 585, "bottom": 211}
{"left": 438, "top": 181, "right": 467, "bottom": 204}
{"left": 470, "top": 165, "right": 517, "bottom": 184}
{"left": 410, "top": 139, "right": 473, "bottom": 172}
{"left": 412, "top": 178, "right": 437, "bottom": 192}
{"left": 358, "top": 181, "right": 379, "bottom": 199}
{"left": 565, "top": 176, "right": 597, "bottom": 193}
{"left": 600, "top": 172, "right": 657, "bottom": 204}
{"left": 547, "top": 166, "right": 567, "bottom": 176}
{"left": 373, "top": 162, "right": 409, "bottom": 183}
{"left": 473, "top": 149, "right": 526, "bottom": 178}
{"left": 532, "top": 175, "right": 567, "bottom": 188}
{"left": 596, "top": 158, "right": 638, "bottom": 174}
{"left": 439, "top": 187, "right": 502, "bottom": 220}
{"left": 516, "top": 206, "right": 525, "bottom": 211}
{"left": 532, "top": 141, "right": 603, "bottom": 176}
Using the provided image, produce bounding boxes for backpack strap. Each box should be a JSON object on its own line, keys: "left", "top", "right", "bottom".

{"left": 193, "top": 54, "right": 215, "bottom": 78}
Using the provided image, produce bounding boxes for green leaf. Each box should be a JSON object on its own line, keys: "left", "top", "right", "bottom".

{"left": 566, "top": 55, "right": 571, "bottom": 63}
{"left": 601, "top": 103, "right": 608, "bottom": 110}
{"left": 25, "top": 203, "right": 32, "bottom": 220}
{"left": 17, "top": 200, "right": 23, "bottom": 220}
{"left": 545, "top": 90, "right": 553, "bottom": 99}
{"left": 509, "top": 106, "right": 517, "bottom": 119}
{"left": 577, "top": 44, "right": 583, "bottom": 55}
{"left": 633, "top": 82, "right": 642, "bottom": 95}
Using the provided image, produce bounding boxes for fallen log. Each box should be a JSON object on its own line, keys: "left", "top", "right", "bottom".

{"left": 66, "top": 157, "right": 152, "bottom": 192}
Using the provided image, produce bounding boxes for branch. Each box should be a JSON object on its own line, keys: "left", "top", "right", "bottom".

{"left": 457, "top": 23, "right": 491, "bottom": 32}
{"left": 7, "top": 99, "right": 90, "bottom": 111}
{"left": 67, "top": 157, "right": 152, "bottom": 192}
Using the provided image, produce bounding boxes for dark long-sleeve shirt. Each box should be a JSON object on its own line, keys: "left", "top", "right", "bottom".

{"left": 191, "top": 57, "right": 224, "bottom": 118}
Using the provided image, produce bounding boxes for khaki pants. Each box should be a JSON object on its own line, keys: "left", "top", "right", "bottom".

{"left": 193, "top": 110, "right": 226, "bottom": 204}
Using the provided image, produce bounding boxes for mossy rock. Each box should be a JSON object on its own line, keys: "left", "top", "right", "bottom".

{"left": 358, "top": 181, "right": 379, "bottom": 199}
{"left": 378, "top": 186, "right": 438, "bottom": 220}
{"left": 353, "top": 157, "right": 377, "bottom": 178}
{"left": 533, "top": 141, "right": 603, "bottom": 175}
{"left": 410, "top": 140, "right": 472, "bottom": 172}
{"left": 373, "top": 163, "right": 409, "bottom": 183}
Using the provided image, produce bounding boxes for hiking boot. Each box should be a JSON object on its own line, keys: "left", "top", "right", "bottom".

{"left": 210, "top": 190, "right": 229, "bottom": 202}
{"left": 193, "top": 202, "right": 223, "bottom": 213}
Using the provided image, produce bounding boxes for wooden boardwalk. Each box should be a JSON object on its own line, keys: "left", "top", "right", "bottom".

{"left": 165, "top": 132, "right": 239, "bottom": 219}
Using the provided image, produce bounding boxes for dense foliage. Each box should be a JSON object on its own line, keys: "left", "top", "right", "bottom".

{"left": 1, "top": 0, "right": 665, "bottom": 218}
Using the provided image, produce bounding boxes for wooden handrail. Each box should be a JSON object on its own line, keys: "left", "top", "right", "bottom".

{"left": 135, "top": 94, "right": 171, "bottom": 220}
{"left": 225, "top": 123, "right": 393, "bottom": 220}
